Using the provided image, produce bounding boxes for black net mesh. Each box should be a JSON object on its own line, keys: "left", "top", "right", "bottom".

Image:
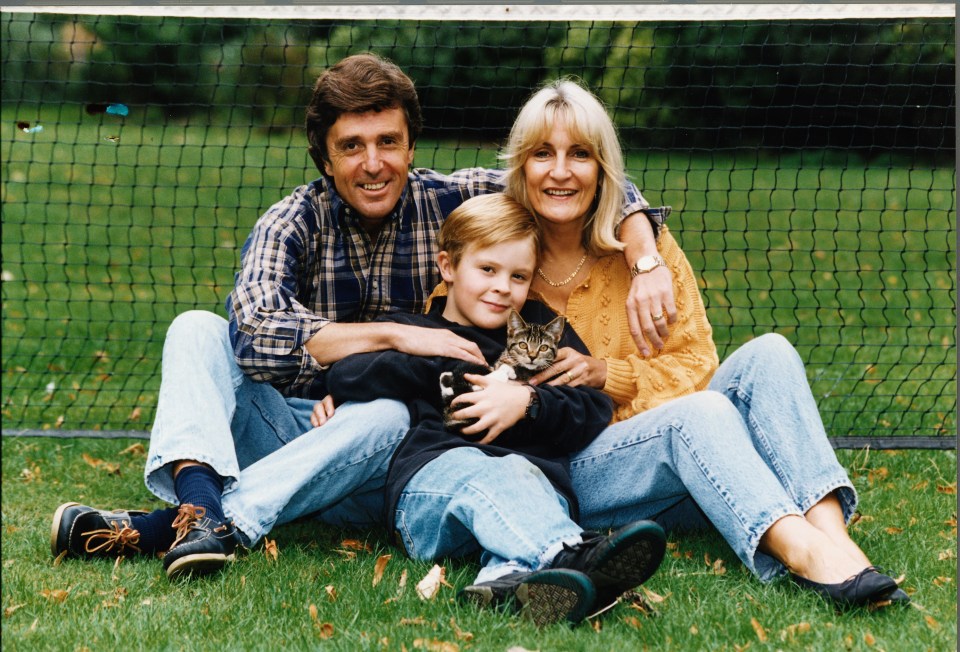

{"left": 1, "top": 14, "right": 955, "bottom": 442}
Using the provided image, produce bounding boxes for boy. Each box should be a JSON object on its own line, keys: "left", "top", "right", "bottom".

{"left": 324, "top": 194, "right": 665, "bottom": 626}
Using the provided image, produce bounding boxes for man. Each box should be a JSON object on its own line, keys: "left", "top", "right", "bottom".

{"left": 50, "top": 53, "right": 672, "bottom": 579}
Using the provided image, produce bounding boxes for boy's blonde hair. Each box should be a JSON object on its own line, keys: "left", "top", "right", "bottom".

{"left": 438, "top": 193, "right": 540, "bottom": 267}
{"left": 501, "top": 78, "right": 626, "bottom": 255}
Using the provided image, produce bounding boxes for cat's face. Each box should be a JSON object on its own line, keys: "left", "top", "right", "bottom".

{"left": 504, "top": 310, "right": 565, "bottom": 373}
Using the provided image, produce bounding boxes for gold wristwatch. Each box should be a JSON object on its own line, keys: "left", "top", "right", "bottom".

{"left": 629, "top": 254, "right": 666, "bottom": 277}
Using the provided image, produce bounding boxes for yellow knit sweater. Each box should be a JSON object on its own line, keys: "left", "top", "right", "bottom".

{"left": 425, "top": 226, "right": 719, "bottom": 423}
{"left": 532, "top": 227, "right": 719, "bottom": 423}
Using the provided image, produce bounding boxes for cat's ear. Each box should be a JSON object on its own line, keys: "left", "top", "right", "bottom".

{"left": 507, "top": 309, "right": 525, "bottom": 332}
{"left": 544, "top": 315, "right": 566, "bottom": 340}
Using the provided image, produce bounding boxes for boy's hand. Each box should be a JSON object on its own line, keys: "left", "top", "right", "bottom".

{"left": 310, "top": 395, "right": 336, "bottom": 428}
{"left": 452, "top": 373, "right": 528, "bottom": 445}
{"left": 529, "top": 347, "right": 606, "bottom": 390}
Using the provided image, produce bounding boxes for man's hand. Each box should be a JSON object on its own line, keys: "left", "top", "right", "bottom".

{"left": 310, "top": 395, "right": 336, "bottom": 428}
{"left": 451, "top": 373, "right": 528, "bottom": 445}
{"left": 626, "top": 265, "right": 676, "bottom": 356}
{"left": 307, "top": 322, "right": 486, "bottom": 367}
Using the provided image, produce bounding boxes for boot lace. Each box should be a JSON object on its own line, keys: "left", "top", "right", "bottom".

{"left": 82, "top": 521, "right": 142, "bottom": 555}
{"left": 170, "top": 504, "right": 206, "bottom": 548}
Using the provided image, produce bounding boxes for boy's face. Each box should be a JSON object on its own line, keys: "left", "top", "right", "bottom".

{"left": 438, "top": 237, "right": 537, "bottom": 329}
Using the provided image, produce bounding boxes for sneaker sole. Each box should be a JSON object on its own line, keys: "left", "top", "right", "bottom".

{"left": 590, "top": 522, "right": 666, "bottom": 605}
{"left": 50, "top": 501, "right": 81, "bottom": 557}
{"left": 165, "top": 552, "right": 235, "bottom": 580}
{"left": 459, "top": 570, "right": 595, "bottom": 627}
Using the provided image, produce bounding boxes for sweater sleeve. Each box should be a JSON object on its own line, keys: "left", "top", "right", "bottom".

{"left": 565, "top": 228, "right": 720, "bottom": 423}
{"left": 326, "top": 349, "right": 441, "bottom": 405}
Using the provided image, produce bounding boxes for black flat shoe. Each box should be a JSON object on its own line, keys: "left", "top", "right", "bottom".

{"left": 791, "top": 566, "right": 899, "bottom": 608}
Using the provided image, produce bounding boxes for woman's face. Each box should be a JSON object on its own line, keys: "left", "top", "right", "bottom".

{"left": 522, "top": 123, "right": 599, "bottom": 227}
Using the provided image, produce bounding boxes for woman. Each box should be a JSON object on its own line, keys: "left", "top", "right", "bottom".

{"left": 503, "top": 79, "right": 906, "bottom": 608}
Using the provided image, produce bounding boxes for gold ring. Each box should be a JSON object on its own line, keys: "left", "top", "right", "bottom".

{"left": 566, "top": 372, "right": 574, "bottom": 383}
{"left": 652, "top": 312, "right": 665, "bottom": 321}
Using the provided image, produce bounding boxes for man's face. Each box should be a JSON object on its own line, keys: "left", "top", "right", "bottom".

{"left": 437, "top": 238, "right": 536, "bottom": 330}
{"left": 323, "top": 107, "right": 415, "bottom": 222}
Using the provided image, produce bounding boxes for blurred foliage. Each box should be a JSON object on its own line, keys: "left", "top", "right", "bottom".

{"left": 1, "top": 14, "right": 954, "bottom": 158}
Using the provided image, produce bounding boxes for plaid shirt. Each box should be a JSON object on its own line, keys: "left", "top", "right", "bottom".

{"left": 227, "top": 167, "right": 658, "bottom": 398}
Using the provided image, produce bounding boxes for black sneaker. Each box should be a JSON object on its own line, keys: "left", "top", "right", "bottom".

{"left": 458, "top": 569, "right": 596, "bottom": 627}
{"left": 51, "top": 502, "right": 147, "bottom": 559}
{"left": 550, "top": 520, "right": 666, "bottom": 614}
{"left": 162, "top": 504, "right": 239, "bottom": 579}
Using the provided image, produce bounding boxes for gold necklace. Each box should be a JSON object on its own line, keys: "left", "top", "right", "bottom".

{"left": 536, "top": 253, "right": 588, "bottom": 287}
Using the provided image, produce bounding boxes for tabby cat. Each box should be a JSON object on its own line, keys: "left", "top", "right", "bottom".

{"left": 440, "top": 309, "right": 565, "bottom": 432}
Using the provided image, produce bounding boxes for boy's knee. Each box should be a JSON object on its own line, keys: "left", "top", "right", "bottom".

{"left": 165, "top": 310, "right": 228, "bottom": 348}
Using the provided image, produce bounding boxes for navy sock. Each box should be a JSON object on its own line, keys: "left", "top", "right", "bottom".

{"left": 173, "top": 464, "right": 226, "bottom": 524}
{"left": 129, "top": 507, "right": 179, "bottom": 553}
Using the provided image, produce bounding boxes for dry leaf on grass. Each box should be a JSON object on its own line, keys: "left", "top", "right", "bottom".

{"left": 640, "top": 586, "right": 667, "bottom": 604}
{"left": 416, "top": 564, "right": 450, "bottom": 600}
{"left": 81, "top": 453, "right": 120, "bottom": 476}
{"left": 373, "top": 554, "right": 391, "bottom": 586}
{"left": 400, "top": 617, "right": 427, "bottom": 626}
{"left": 936, "top": 483, "right": 957, "bottom": 495}
{"left": 119, "top": 443, "right": 146, "bottom": 456}
{"left": 449, "top": 617, "right": 473, "bottom": 642}
{"left": 884, "top": 526, "right": 903, "bottom": 535}
{"left": 4, "top": 604, "right": 25, "bottom": 617}
{"left": 39, "top": 588, "right": 69, "bottom": 603}
{"left": 263, "top": 537, "right": 279, "bottom": 562}
{"left": 750, "top": 617, "right": 768, "bottom": 642}
{"left": 413, "top": 639, "right": 458, "bottom": 652}
{"left": 864, "top": 632, "right": 876, "bottom": 646}
{"left": 779, "top": 622, "right": 811, "bottom": 641}
{"left": 384, "top": 569, "right": 408, "bottom": 604}
{"left": 341, "top": 538, "right": 373, "bottom": 552}
{"left": 924, "top": 615, "right": 940, "bottom": 630}
{"left": 324, "top": 585, "right": 337, "bottom": 602}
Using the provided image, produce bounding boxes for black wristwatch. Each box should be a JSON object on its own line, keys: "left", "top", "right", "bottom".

{"left": 524, "top": 386, "right": 541, "bottom": 421}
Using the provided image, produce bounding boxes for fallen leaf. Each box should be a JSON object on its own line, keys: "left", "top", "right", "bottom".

{"left": 416, "top": 564, "right": 448, "bottom": 601}
{"left": 128, "top": 407, "right": 142, "bottom": 421}
{"left": 623, "top": 615, "right": 643, "bottom": 629}
{"left": 911, "top": 480, "right": 929, "bottom": 491}
{"left": 40, "top": 588, "right": 69, "bottom": 603}
{"left": 335, "top": 549, "right": 357, "bottom": 560}
{"left": 690, "top": 624, "right": 699, "bottom": 635}
{"left": 750, "top": 617, "right": 767, "bottom": 642}
{"left": 263, "top": 538, "right": 279, "bottom": 562}
{"left": 779, "top": 621, "right": 811, "bottom": 642}
{"left": 640, "top": 586, "right": 667, "bottom": 603}
{"left": 309, "top": 604, "right": 318, "bottom": 622}
{"left": 413, "top": 639, "right": 458, "bottom": 652}
{"left": 325, "top": 585, "right": 337, "bottom": 602}
{"left": 924, "top": 615, "right": 940, "bottom": 630}
{"left": 864, "top": 632, "right": 876, "bottom": 646}
{"left": 373, "top": 554, "right": 391, "bottom": 586}
{"left": 712, "top": 558, "right": 727, "bottom": 575}
{"left": 120, "top": 443, "right": 145, "bottom": 456}
{"left": 53, "top": 550, "right": 68, "bottom": 567}
{"left": 933, "top": 576, "right": 952, "bottom": 587}
{"left": 341, "top": 539, "right": 373, "bottom": 552}
{"left": 936, "top": 483, "right": 957, "bottom": 495}
{"left": 316, "top": 623, "right": 334, "bottom": 639}
{"left": 449, "top": 617, "right": 473, "bottom": 642}
{"left": 4, "top": 604, "right": 25, "bottom": 617}
{"left": 54, "top": 415, "right": 65, "bottom": 428}
{"left": 938, "top": 549, "right": 956, "bottom": 561}
{"left": 884, "top": 526, "right": 903, "bottom": 535}
{"left": 400, "top": 617, "right": 427, "bottom": 626}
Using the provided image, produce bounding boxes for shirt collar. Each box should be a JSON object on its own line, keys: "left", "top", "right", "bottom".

{"left": 322, "top": 174, "right": 412, "bottom": 230}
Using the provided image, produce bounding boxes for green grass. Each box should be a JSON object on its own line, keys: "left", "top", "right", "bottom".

{"left": 1, "top": 103, "right": 956, "bottom": 437}
{"left": 2, "top": 436, "right": 957, "bottom": 650}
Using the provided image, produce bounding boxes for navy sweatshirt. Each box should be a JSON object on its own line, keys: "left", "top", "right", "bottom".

{"left": 325, "top": 298, "right": 613, "bottom": 537}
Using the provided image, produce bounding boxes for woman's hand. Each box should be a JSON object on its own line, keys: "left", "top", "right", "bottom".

{"left": 528, "top": 347, "right": 606, "bottom": 389}
{"left": 310, "top": 395, "right": 336, "bottom": 428}
{"left": 626, "top": 265, "right": 676, "bottom": 356}
{"left": 451, "top": 373, "right": 529, "bottom": 445}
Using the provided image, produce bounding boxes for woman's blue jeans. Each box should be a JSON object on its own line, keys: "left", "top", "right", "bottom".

{"left": 399, "top": 332, "right": 856, "bottom": 582}
{"left": 144, "top": 310, "right": 410, "bottom": 546}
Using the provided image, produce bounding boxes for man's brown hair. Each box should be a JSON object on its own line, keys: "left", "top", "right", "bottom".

{"left": 305, "top": 53, "right": 423, "bottom": 174}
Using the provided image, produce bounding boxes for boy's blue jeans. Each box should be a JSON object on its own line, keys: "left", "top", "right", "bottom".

{"left": 396, "top": 333, "right": 857, "bottom": 583}
{"left": 144, "top": 310, "right": 409, "bottom": 546}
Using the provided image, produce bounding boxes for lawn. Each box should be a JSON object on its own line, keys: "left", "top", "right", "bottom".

{"left": 2, "top": 104, "right": 955, "bottom": 441}
{"left": 1, "top": 436, "right": 956, "bottom": 650}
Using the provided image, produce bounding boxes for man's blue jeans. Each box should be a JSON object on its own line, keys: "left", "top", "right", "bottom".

{"left": 396, "top": 333, "right": 856, "bottom": 582}
{"left": 144, "top": 310, "right": 409, "bottom": 546}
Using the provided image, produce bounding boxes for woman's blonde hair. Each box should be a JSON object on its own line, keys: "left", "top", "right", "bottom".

{"left": 502, "top": 78, "right": 626, "bottom": 255}
{"left": 437, "top": 193, "right": 540, "bottom": 267}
